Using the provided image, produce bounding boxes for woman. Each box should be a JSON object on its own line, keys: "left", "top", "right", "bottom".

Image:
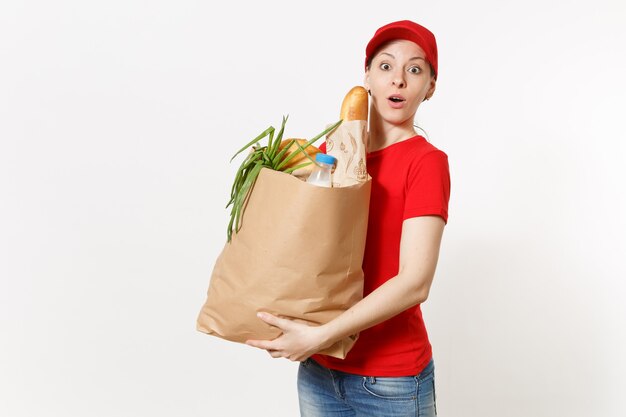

{"left": 247, "top": 20, "right": 450, "bottom": 416}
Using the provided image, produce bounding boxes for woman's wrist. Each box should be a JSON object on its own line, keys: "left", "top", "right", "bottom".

{"left": 315, "top": 323, "right": 339, "bottom": 352}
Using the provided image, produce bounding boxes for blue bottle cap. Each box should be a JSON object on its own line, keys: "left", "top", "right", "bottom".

{"left": 315, "top": 153, "right": 337, "bottom": 165}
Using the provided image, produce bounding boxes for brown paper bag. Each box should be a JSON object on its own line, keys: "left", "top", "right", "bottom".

{"left": 196, "top": 167, "right": 371, "bottom": 358}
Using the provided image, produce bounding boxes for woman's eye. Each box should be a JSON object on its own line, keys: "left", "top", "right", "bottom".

{"left": 380, "top": 63, "right": 391, "bottom": 70}
{"left": 408, "top": 66, "right": 421, "bottom": 74}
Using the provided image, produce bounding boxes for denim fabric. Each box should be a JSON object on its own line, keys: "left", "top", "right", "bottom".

{"left": 297, "top": 357, "right": 437, "bottom": 417}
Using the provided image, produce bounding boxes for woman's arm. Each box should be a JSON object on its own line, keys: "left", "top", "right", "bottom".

{"left": 246, "top": 215, "right": 446, "bottom": 362}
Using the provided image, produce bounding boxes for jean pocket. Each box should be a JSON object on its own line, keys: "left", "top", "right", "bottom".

{"left": 361, "top": 376, "right": 417, "bottom": 401}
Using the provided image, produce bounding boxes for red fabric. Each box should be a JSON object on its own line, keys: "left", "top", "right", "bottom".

{"left": 312, "top": 135, "right": 450, "bottom": 376}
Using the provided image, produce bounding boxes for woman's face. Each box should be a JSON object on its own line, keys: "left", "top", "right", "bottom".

{"left": 364, "top": 39, "right": 436, "bottom": 127}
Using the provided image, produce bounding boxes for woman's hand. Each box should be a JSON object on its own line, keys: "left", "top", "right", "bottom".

{"left": 245, "top": 312, "right": 330, "bottom": 362}
{"left": 247, "top": 217, "right": 445, "bottom": 363}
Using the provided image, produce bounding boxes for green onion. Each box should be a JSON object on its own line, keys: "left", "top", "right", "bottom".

{"left": 225, "top": 116, "right": 342, "bottom": 242}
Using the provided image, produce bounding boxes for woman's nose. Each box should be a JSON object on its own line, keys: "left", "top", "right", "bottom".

{"left": 392, "top": 72, "right": 406, "bottom": 88}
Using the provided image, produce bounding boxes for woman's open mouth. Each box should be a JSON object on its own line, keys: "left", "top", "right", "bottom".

{"left": 387, "top": 95, "right": 406, "bottom": 109}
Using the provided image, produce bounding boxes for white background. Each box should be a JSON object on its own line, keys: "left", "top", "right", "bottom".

{"left": 1, "top": 1, "right": 625, "bottom": 416}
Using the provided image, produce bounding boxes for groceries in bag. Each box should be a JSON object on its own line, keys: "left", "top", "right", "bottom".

{"left": 196, "top": 86, "right": 371, "bottom": 359}
{"left": 225, "top": 117, "right": 340, "bottom": 242}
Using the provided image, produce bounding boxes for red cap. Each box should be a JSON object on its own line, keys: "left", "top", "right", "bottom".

{"left": 365, "top": 20, "right": 438, "bottom": 80}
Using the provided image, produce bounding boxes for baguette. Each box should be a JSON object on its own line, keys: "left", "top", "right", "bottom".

{"left": 339, "top": 86, "right": 369, "bottom": 121}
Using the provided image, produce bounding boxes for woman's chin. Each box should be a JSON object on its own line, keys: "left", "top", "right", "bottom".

{"left": 370, "top": 105, "right": 416, "bottom": 130}
{"left": 378, "top": 113, "right": 414, "bottom": 128}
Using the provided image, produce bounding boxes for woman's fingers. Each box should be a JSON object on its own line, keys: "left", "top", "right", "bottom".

{"left": 267, "top": 350, "right": 282, "bottom": 358}
{"left": 245, "top": 313, "right": 291, "bottom": 351}
{"left": 256, "top": 312, "right": 291, "bottom": 330}
{"left": 246, "top": 312, "right": 310, "bottom": 360}
{"left": 245, "top": 339, "right": 275, "bottom": 350}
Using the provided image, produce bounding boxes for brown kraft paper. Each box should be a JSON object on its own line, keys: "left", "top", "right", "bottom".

{"left": 196, "top": 167, "right": 371, "bottom": 359}
{"left": 325, "top": 120, "right": 368, "bottom": 188}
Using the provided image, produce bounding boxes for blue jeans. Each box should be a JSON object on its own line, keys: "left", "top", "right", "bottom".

{"left": 297, "top": 357, "right": 437, "bottom": 417}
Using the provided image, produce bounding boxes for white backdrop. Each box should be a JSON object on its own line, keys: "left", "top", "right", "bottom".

{"left": 2, "top": 1, "right": 625, "bottom": 416}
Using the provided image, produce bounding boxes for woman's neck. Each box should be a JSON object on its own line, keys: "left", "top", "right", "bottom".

{"left": 367, "top": 110, "right": 418, "bottom": 152}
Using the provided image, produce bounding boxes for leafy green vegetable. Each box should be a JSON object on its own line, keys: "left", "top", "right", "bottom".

{"left": 225, "top": 117, "right": 342, "bottom": 242}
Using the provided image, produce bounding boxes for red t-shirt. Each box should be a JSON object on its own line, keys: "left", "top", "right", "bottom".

{"left": 312, "top": 135, "right": 451, "bottom": 376}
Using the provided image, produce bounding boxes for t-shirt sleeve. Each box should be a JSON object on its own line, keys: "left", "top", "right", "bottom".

{"left": 403, "top": 150, "right": 451, "bottom": 224}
